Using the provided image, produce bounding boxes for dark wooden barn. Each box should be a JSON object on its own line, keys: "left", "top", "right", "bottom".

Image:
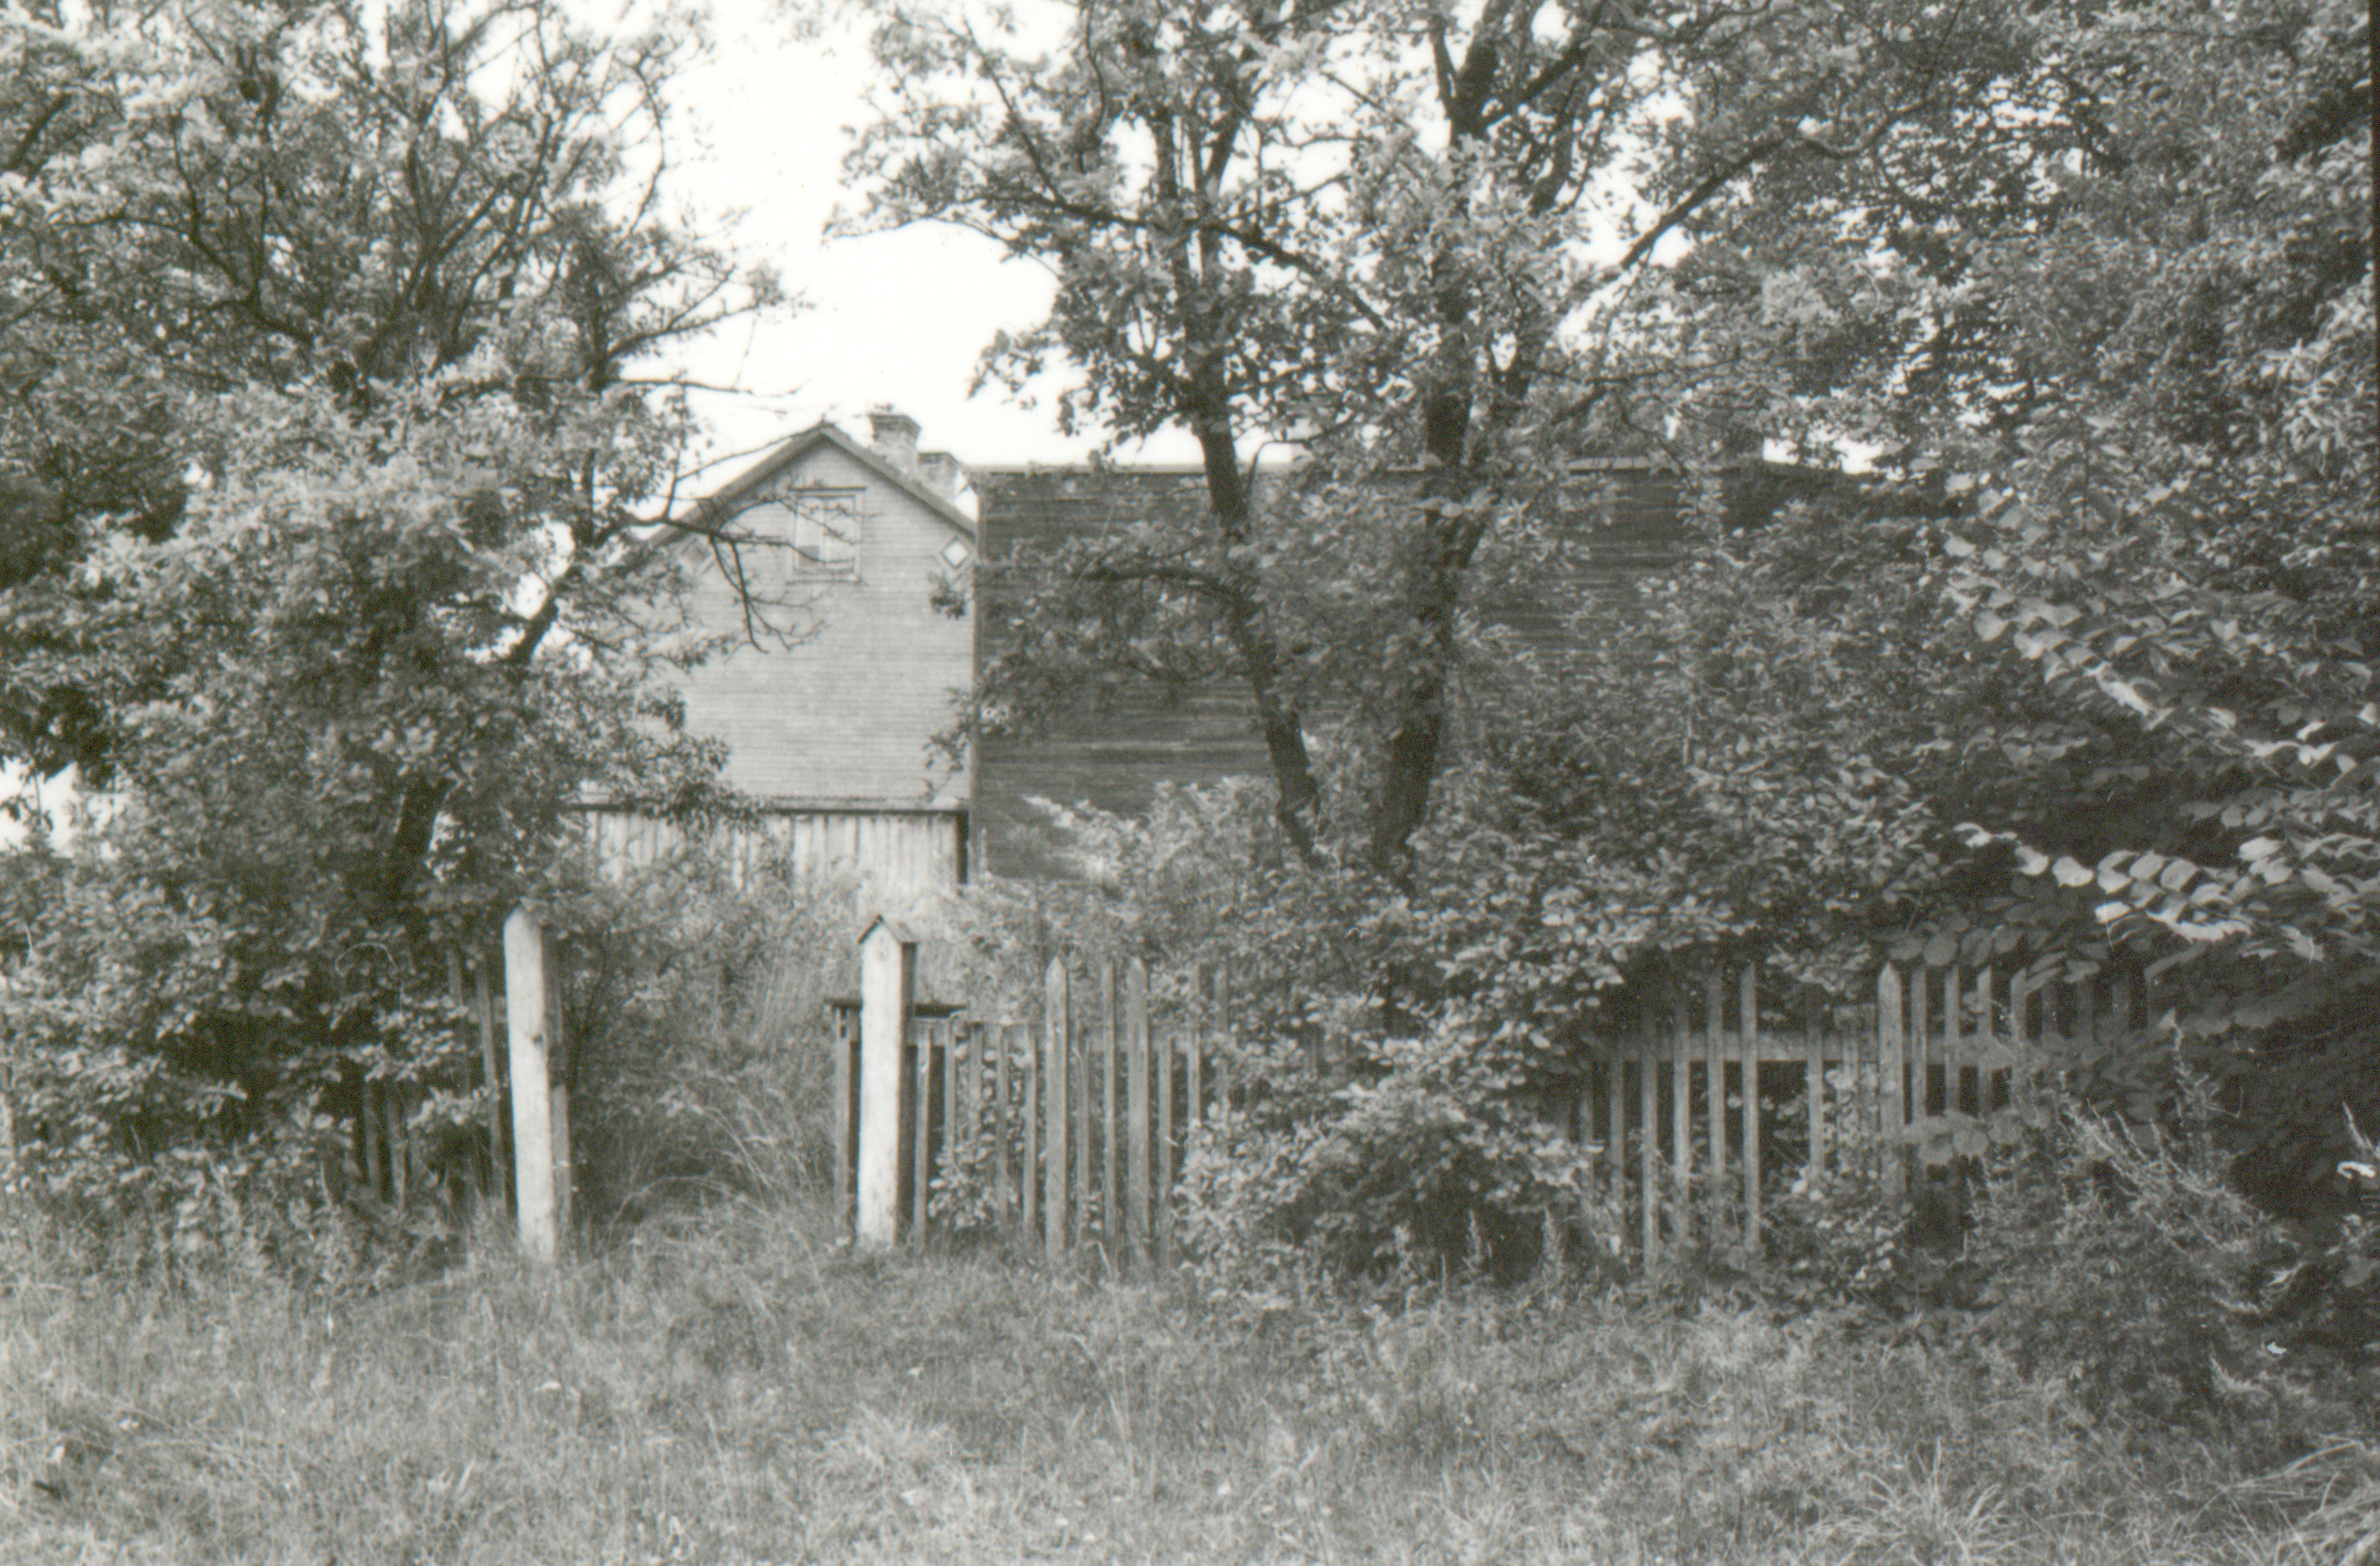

{"left": 968, "top": 459, "right": 1843, "bottom": 879}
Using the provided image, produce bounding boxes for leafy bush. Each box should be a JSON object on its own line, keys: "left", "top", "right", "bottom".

{"left": 1763, "top": 1086, "right": 2380, "bottom": 1471}
{"left": 1955, "top": 1096, "right": 2379, "bottom": 1455}
{"left": 0, "top": 0, "right": 772, "bottom": 1275}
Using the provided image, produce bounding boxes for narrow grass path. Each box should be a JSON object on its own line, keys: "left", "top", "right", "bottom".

{"left": 3, "top": 1200, "right": 2367, "bottom": 1564}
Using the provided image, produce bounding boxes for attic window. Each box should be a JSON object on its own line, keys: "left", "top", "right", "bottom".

{"left": 939, "top": 538, "right": 972, "bottom": 568}
{"left": 785, "top": 489, "right": 862, "bottom": 575}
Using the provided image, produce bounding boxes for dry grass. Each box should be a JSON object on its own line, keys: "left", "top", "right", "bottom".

{"left": 1, "top": 1198, "right": 2364, "bottom": 1565}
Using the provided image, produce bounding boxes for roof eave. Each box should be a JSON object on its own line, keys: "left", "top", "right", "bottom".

{"left": 670, "top": 422, "right": 978, "bottom": 557}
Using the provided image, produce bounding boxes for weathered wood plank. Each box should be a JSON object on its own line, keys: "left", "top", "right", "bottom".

{"left": 1639, "top": 1008, "right": 1656, "bottom": 1258}
{"left": 1044, "top": 959, "right": 1070, "bottom": 1268}
{"left": 505, "top": 906, "right": 564, "bottom": 1264}
{"left": 944, "top": 1020, "right": 961, "bottom": 1218}
{"left": 1158, "top": 1020, "right": 1177, "bottom": 1266}
{"left": 1671, "top": 994, "right": 1690, "bottom": 1248}
{"left": 1022, "top": 1016, "right": 1040, "bottom": 1241}
{"left": 1805, "top": 988, "right": 1823, "bottom": 1193}
{"left": 361, "top": 1080, "right": 384, "bottom": 1206}
{"left": 997, "top": 1022, "right": 1016, "bottom": 1233}
{"left": 964, "top": 1023, "right": 984, "bottom": 1207}
{"left": 1127, "top": 959, "right": 1152, "bottom": 1270}
{"left": 1187, "top": 967, "right": 1207, "bottom": 1130}
{"left": 388, "top": 1079, "right": 410, "bottom": 1210}
{"left": 1102, "top": 961, "right": 1120, "bottom": 1250}
{"left": 913, "top": 1018, "right": 933, "bottom": 1243}
{"left": 477, "top": 958, "right": 504, "bottom": 1213}
{"left": 830, "top": 1005, "right": 851, "bottom": 1234}
{"left": 1973, "top": 965, "right": 1994, "bottom": 1113}
{"left": 1739, "top": 968, "right": 1761, "bottom": 1259}
{"left": 1878, "top": 966, "right": 1906, "bottom": 1202}
{"left": 1072, "top": 977, "right": 1090, "bottom": 1253}
{"left": 1703, "top": 973, "right": 1726, "bottom": 1243}
{"left": 1602, "top": 1035, "right": 1622, "bottom": 1237}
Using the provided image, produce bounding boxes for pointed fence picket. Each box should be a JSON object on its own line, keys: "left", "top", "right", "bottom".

{"left": 826, "top": 934, "right": 2158, "bottom": 1269}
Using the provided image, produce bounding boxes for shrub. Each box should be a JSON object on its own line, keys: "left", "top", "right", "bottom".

{"left": 560, "top": 847, "right": 864, "bottom": 1229}
{"left": 1761, "top": 1085, "right": 2380, "bottom": 1471}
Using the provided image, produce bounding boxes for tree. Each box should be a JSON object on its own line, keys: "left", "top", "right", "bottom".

{"left": 2, "top": 0, "right": 783, "bottom": 775}
{"left": 847, "top": 0, "right": 1993, "bottom": 876}
{"left": 1607, "top": 0, "right": 2375, "bottom": 1192}
{"left": 0, "top": 0, "right": 785, "bottom": 1235}
{"left": 860, "top": 0, "right": 2368, "bottom": 1260}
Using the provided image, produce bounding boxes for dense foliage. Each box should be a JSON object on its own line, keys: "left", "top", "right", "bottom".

{"left": 0, "top": 0, "right": 783, "bottom": 1236}
{"left": 880, "top": 0, "right": 2370, "bottom": 1271}
{"left": 1636, "top": 0, "right": 2375, "bottom": 1202}
{"left": 849, "top": 0, "right": 1933, "bottom": 871}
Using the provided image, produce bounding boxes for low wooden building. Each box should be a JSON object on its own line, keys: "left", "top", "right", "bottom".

{"left": 620, "top": 425, "right": 1841, "bottom": 892}
{"left": 966, "top": 458, "right": 1841, "bottom": 878}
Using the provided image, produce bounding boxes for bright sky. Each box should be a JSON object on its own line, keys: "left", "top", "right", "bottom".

{"left": 660, "top": 0, "right": 1205, "bottom": 482}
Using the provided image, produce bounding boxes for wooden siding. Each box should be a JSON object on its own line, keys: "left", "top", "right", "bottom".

{"left": 673, "top": 440, "right": 973, "bottom": 811}
{"left": 971, "top": 469, "right": 1269, "bottom": 880}
{"left": 970, "top": 461, "right": 1844, "bottom": 879}
{"left": 580, "top": 808, "right": 965, "bottom": 906}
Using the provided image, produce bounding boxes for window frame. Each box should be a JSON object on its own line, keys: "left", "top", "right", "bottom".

{"left": 774, "top": 486, "right": 865, "bottom": 579}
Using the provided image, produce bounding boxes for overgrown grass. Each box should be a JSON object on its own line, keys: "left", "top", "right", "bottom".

{"left": 6, "top": 1198, "right": 2375, "bottom": 1566}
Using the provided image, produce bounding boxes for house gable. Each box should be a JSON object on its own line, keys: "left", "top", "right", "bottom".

{"left": 666, "top": 420, "right": 976, "bottom": 811}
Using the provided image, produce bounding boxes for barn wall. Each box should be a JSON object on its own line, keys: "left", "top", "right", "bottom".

{"left": 580, "top": 808, "right": 965, "bottom": 909}
{"left": 968, "top": 468, "right": 1268, "bottom": 880}
{"left": 970, "top": 461, "right": 1844, "bottom": 879}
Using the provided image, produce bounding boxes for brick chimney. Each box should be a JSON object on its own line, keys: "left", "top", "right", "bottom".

{"left": 915, "top": 451, "right": 963, "bottom": 498}
{"left": 867, "top": 408, "right": 920, "bottom": 474}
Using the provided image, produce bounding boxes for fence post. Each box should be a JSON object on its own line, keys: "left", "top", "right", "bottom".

{"left": 504, "top": 904, "right": 568, "bottom": 1265}
{"left": 1044, "top": 959, "right": 1070, "bottom": 1267}
{"left": 1878, "top": 964, "right": 1907, "bottom": 1202}
{"left": 856, "top": 916, "right": 917, "bottom": 1250}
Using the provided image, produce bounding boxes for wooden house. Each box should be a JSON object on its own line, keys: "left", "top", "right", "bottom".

{"left": 587, "top": 412, "right": 978, "bottom": 906}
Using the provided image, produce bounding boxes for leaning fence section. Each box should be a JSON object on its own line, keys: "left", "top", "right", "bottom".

{"left": 828, "top": 920, "right": 2153, "bottom": 1268}
{"left": 1561, "top": 960, "right": 2154, "bottom": 1262}
{"left": 334, "top": 904, "right": 573, "bottom": 1264}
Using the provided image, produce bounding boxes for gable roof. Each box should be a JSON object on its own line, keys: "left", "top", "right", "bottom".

{"left": 683, "top": 421, "right": 977, "bottom": 542}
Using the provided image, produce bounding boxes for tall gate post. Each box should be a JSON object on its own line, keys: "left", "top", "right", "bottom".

{"left": 856, "top": 917, "right": 917, "bottom": 1249}
{"left": 1878, "top": 964, "right": 1908, "bottom": 1202}
{"left": 504, "top": 904, "right": 569, "bottom": 1265}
